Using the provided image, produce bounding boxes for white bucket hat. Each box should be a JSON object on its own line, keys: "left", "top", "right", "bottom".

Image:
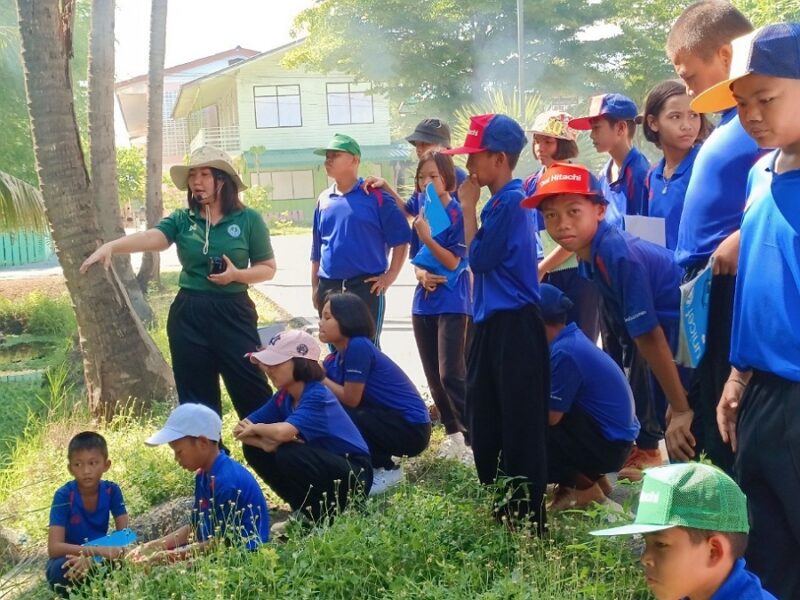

{"left": 169, "top": 146, "right": 248, "bottom": 192}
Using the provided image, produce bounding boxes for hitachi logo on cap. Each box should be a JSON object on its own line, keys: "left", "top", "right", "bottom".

{"left": 640, "top": 491, "right": 660, "bottom": 504}
{"left": 542, "top": 173, "right": 583, "bottom": 185}
{"left": 467, "top": 129, "right": 479, "bottom": 137}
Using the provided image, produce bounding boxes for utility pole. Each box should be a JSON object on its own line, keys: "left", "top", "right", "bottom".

{"left": 517, "top": 0, "right": 524, "bottom": 113}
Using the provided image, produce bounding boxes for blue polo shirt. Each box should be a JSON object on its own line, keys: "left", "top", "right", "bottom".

{"left": 324, "top": 336, "right": 430, "bottom": 424}
{"left": 469, "top": 179, "right": 540, "bottom": 323}
{"left": 523, "top": 170, "right": 546, "bottom": 260}
{"left": 410, "top": 197, "right": 472, "bottom": 317}
{"left": 49, "top": 480, "right": 127, "bottom": 545}
{"left": 700, "top": 559, "right": 776, "bottom": 600}
{"left": 643, "top": 145, "right": 700, "bottom": 251}
{"left": 675, "top": 109, "right": 761, "bottom": 268}
{"left": 550, "top": 323, "right": 640, "bottom": 442}
{"left": 192, "top": 452, "right": 269, "bottom": 548}
{"left": 600, "top": 146, "right": 651, "bottom": 217}
{"left": 579, "top": 219, "right": 682, "bottom": 339}
{"left": 247, "top": 381, "right": 370, "bottom": 457}
{"left": 731, "top": 152, "right": 800, "bottom": 382}
{"left": 311, "top": 178, "right": 411, "bottom": 280}
{"left": 405, "top": 166, "right": 468, "bottom": 259}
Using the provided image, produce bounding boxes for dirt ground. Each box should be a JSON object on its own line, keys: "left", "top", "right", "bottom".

{"left": 1, "top": 276, "right": 68, "bottom": 302}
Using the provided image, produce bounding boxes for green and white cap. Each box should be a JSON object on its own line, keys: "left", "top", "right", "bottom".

{"left": 590, "top": 463, "right": 749, "bottom": 537}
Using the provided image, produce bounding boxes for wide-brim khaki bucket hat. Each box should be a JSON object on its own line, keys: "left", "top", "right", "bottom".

{"left": 169, "top": 146, "right": 248, "bottom": 192}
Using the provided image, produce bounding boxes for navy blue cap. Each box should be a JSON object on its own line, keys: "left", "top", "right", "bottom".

{"left": 569, "top": 94, "right": 639, "bottom": 130}
{"left": 442, "top": 114, "right": 527, "bottom": 155}
{"left": 692, "top": 23, "right": 800, "bottom": 113}
{"left": 539, "top": 283, "right": 574, "bottom": 321}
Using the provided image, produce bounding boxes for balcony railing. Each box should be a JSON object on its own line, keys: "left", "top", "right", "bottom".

{"left": 190, "top": 126, "right": 240, "bottom": 154}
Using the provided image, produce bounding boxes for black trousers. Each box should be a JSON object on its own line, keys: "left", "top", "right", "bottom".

{"left": 467, "top": 305, "right": 549, "bottom": 531}
{"left": 545, "top": 267, "right": 600, "bottom": 343}
{"left": 412, "top": 313, "right": 469, "bottom": 436}
{"left": 736, "top": 371, "right": 800, "bottom": 600}
{"left": 243, "top": 443, "right": 372, "bottom": 522}
{"left": 167, "top": 289, "right": 272, "bottom": 419}
{"left": 684, "top": 267, "right": 736, "bottom": 475}
{"left": 346, "top": 405, "right": 431, "bottom": 469}
{"left": 317, "top": 275, "right": 385, "bottom": 348}
{"left": 547, "top": 406, "right": 633, "bottom": 486}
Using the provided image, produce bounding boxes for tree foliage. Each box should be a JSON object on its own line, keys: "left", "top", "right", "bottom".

{"left": 0, "top": 169, "right": 47, "bottom": 233}
{"left": 117, "top": 146, "right": 146, "bottom": 209}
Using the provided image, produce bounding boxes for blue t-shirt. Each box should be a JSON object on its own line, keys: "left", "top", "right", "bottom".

{"left": 409, "top": 197, "right": 472, "bottom": 317}
{"left": 311, "top": 178, "right": 411, "bottom": 280}
{"left": 469, "top": 179, "right": 540, "bottom": 323}
{"left": 600, "top": 146, "right": 651, "bottom": 217}
{"left": 643, "top": 145, "right": 700, "bottom": 251}
{"left": 579, "top": 219, "right": 682, "bottom": 339}
{"left": 324, "top": 336, "right": 430, "bottom": 424}
{"left": 550, "top": 323, "right": 640, "bottom": 442}
{"left": 675, "top": 109, "right": 762, "bottom": 268}
{"left": 247, "top": 381, "right": 370, "bottom": 457}
{"left": 192, "top": 452, "right": 269, "bottom": 548}
{"left": 730, "top": 152, "right": 800, "bottom": 382}
{"left": 49, "top": 480, "right": 127, "bottom": 545}
{"left": 703, "top": 559, "right": 777, "bottom": 600}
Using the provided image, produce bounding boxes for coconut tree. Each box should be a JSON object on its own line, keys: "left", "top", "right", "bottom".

{"left": 16, "top": 0, "right": 173, "bottom": 417}
{"left": 0, "top": 169, "right": 46, "bottom": 233}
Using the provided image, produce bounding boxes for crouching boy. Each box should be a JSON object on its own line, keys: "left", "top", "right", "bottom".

{"left": 591, "top": 463, "right": 775, "bottom": 599}
{"left": 128, "top": 403, "right": 269, "bottom": 564}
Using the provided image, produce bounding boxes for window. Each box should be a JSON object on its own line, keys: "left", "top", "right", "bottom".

{"left": 326, "top": 82, "right": 374, "bottom": 125}
{"left": 254, "top": 85, "right": 302, "bottom": 128}
{"left": 252, "top": 170, "right": 314, "bottom": 200}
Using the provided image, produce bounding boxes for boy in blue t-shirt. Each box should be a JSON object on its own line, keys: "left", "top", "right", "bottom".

{"left": 127, "top": 404, "right": 269, "bottom": 565}
{"left": 569, "top": 93, "right": 650, "bottom": 219}
{"left": 539, "top": 284, "right": 639, "bottom": 512}
{"left": 665, "top": 0, "right": 757, "bottom": 476}
{"left": 310, "top": 133, "right": 410, "bottom": 347}
{"left": 47, "top": 432, "right": 128, "bottom": 593}
{"left": 443, "top": 114, "right": 549, "bottom": 532}
{"left": 692, "top": 23, "right": 800, "bottom": 599}
{"left": 526, "top": 163, "right": 694, "bottom": 476}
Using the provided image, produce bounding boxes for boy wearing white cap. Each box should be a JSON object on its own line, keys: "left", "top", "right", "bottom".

{"left": 127, "top": 403, "right": 269, "bottom": 564}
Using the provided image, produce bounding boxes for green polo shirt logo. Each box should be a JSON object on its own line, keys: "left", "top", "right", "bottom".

{"left": 227, "top": 224, "right": 241, "bottom": 238}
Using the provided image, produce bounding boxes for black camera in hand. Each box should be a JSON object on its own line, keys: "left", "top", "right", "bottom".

{"left": 208, "top": 256, "right": 227, "bottom": 275}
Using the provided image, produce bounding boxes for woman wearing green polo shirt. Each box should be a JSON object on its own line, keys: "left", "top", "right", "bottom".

{"left": 80, "top": 146, "right": 277, "bottom": 420}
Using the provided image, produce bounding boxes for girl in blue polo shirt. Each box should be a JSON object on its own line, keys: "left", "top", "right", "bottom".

{"left": 235, "top": 330, "right": 372, "bottom": 523}
{"left": 640, "top": 80, "right": 712, "bottom": 250}
{"left": 319, "top": 292, "right": 431, "bottom": 495}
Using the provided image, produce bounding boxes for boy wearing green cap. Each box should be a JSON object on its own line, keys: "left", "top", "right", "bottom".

{"left": 591, "top": 463, "right": 775, "bottom": 600}
{"left": 311, "top": 134, "right": 410, "bottom": 347}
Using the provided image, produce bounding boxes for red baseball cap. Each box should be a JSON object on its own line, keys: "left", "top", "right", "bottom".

{"left": 521, "top": 163, "right": 606, "bottom": 209}
{"left": 442, "top": 114, "right": 527, "bottom": 155}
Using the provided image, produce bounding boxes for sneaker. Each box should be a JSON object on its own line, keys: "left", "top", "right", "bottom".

{"left": 368, "top": 466, "right": 404, "bottom": 496}
{"left": 617, "top": 446, "right": 664, "bottom": 482}
{"left": 437, "top": 432, "right": 465, "bottom": 459}
{"left": 548, "top": 483, "right": 607, "bottom": 512}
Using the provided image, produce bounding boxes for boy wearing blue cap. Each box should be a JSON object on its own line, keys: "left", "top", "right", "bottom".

{"left": 692, "top": 23, "right": 800, "bottom": 598}
{"left": 311, "top": 133, "right": 411, "bottom": 347}
{"left": 539, "top": 284, "right": 639, "bottom": 511}
{"left": 591, "top": 463, "right": 775, "bottom": 600}
{"left": 569, "top": 93, "right": 651, "bottom": 218}
{"left": 665, "top": 1, "right": 757, "bottom": 476}
{"left": 443, "top": 114, "right": 548, "bottom": 531}
{"left": 524, "top": 163, "right": 693, "bottom": 476}
{"left": 127, "top": 403, "right": 269, "bottom": 564}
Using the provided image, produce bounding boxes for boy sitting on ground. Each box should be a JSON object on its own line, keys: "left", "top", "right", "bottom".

{"left": 47, "top": 432, "right": 129, "bottom": 594}
{"left": 591, "top": 462, "right": 775, "bottom": 599}
{"left": 127, "top": 403, "right": 269, "bottom": 564}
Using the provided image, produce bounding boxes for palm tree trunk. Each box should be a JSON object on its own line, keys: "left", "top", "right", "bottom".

{"left": 137, "top": 0, "right": 168, "bottom": 292}
{"left": 88, "top": 0, "right": 154, "bottom": 324}
{"left": 17, "top": 0, "right": 174, "bottom": 417}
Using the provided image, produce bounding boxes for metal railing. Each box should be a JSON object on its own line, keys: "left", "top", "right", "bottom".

{"left": 189, "top": 126, "right": 240, "bottom": 154}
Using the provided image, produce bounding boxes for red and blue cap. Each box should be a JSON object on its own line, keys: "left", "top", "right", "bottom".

{"left": 521, "top": 163, "right": 606, "bottom": 209}
{"left": 568, "top": 94, "right": 639, "bottom": 130}
{"left": 442, "top": 114, "right": 527, "bottom": 155}
{"left": 691, "top": 23, "right": 800, "bottom": 113}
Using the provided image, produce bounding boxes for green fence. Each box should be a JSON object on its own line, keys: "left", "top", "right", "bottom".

{"left": 0, "top": 230, "right": 53, "bottom": 267}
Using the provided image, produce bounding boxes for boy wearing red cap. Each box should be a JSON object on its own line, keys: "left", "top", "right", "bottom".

{"left": 692, "top": 23, "right": 800, "bottom": 598}
{"left": 444, "top": 114, "right": 548, "bottom": 531}
{"left": 524, "top": 163, "right": 694, "bottom": 470}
